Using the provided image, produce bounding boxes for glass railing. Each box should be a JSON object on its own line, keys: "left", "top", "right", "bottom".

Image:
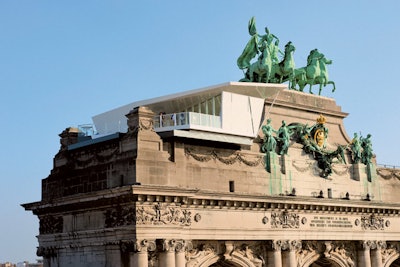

{"left": 154, "top": 112, "right": 221, "bottom": 129}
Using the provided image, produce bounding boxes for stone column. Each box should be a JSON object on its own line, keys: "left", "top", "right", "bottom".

{"left": 282, "top": 240, "right": 301, "bottom": 267}
{"left": 158, "top": 239, "right": 177, "bottom": 267}
{"left": 371, "top": 241, "right": 385, "bottom": 267}
{"left": 129, "top": 239, "right": 156, "bottom": 267}
{"left": 357, "top": 241, "right": 372, "bottom": 267}
{"left": 267, "top": 240, "right": 282, "bottom": 267}
{"left": 175, "top": 240, "right": 187, "bottom": 267}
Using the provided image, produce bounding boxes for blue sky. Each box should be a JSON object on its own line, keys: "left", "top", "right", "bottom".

{"left": 1, "top": 1, "right": 399, "bottom": 263}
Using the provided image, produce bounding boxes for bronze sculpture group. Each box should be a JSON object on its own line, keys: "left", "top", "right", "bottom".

{"left": 238, "top": 17, "right": 335, "bottom": 95}
{"left": 261, "top": 115, "right": 373, "bottom": 178}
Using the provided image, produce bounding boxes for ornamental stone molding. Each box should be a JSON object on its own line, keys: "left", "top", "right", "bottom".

{"left": 136, "top": 203, "right": 192, "bottom": 226}
{"left": 186, "top": 242, "right": 219, "bottom": 267}
{"left": 157, "top": 239, "right": 185, "bottom": 252}
{"left": 224, "top": 242, "right": 265, "bottom": 267}
{"left": 361, "top": 214, "right": 386, "bottom": 230}
{"left": 269, "top": 240, "right": 302, "bottom": 252}
{"left": 323, "top": 241, "right": 356, "bottom": 267}
{"left": 382, "top": 242, "right": 400, "bottom": 267}
{"left": 376, "top": 167, "right": 400, "bottom": 180}
{"left": 270, "top": 210, "right": 300, "bottom": 229}
{"left": 185, "top": 147, "right": 264, "bottom": 167}
{"left": 297, "top": 241, "right": 323, "bottom": 267}
{"left": 126, "top": 106, "right": 156, "bottom": 134}
{"left": 105, "top": 203, "right": 192, "bottom": 227}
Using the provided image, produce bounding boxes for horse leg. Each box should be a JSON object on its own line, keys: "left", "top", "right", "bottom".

{"left": 249, "top": 69, "right": 254, "bottom": 82}
{"left": 329, "top": 81, "right": 336, "bottom": 92}
{"left": 318, "top": 84, "right": 323, "bottom": 95}
{"left": 309, "top": 82, "right": 314, "bottom": 94}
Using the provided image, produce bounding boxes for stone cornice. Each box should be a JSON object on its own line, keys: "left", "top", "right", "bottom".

{"left": 23, "top": 184, "right": 400, "bottom": 216}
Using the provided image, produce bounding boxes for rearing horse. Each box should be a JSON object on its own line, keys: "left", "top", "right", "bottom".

{"left": 315, "top": 54, "right": 336, "bottom": 95}
{"left": 291, "top": 49, "right": 322, "bottom": 94}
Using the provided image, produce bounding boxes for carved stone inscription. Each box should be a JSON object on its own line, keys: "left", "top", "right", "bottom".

{"left": 309, "top": 216, "right": 353, "bottom": 229}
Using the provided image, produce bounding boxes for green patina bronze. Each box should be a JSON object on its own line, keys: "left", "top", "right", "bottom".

{"left": 238, "top": 17, "right": 336, "bottom": 95}
{"left": 261, "top": 118, "right": 277, "bottom": 153}
{"left": 260, "top": 115, "right": 375, "bottom": 178}
{"left": 361, "top": 134, "right": 373, "bottom": 165}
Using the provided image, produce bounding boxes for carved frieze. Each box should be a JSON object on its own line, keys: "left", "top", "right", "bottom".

{"left": 136, "top": 203, "right": 192, "bottom": 226}
{"left": 39, "top": 215, "right": 63, "bottom": 234}
{"left": 105, "top": 205, "right": 136, "bottom": 228}
{"left": 271, "top": 210, "right": 300, "bottom": 229}
{"left": 105, "top": 203, "right": 192, "bottom": 227}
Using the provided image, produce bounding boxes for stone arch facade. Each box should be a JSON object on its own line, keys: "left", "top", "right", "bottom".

{"left": 297, "top": 241, "right": 355, "bottom": 267}
{"left": 383, "top": 242, "right": 400, "bottom": 267}
{"left": 186, "top": 241, "right": 263, "bottom": 267}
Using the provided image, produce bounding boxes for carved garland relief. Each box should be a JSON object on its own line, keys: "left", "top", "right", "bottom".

{"left": 185, "top": 147, "right": 264, "bottom": 167}
{"left": 104, "top": 203, "right": 192, "bottom": 227}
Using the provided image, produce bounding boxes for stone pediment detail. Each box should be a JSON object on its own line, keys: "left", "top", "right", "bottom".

{"left": 185, "top": 147, "right": 264, "bottom": 167}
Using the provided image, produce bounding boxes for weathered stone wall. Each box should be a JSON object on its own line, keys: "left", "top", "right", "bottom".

{"left": 39, "top": 89, "right": 397, "bottom": 204}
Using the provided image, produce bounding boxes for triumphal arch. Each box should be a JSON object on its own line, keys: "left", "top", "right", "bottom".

{"left": 23, "top": 17, "right": 400, "bottom": 267}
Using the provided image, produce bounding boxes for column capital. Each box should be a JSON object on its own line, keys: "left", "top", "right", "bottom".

{"left": 373, "top": 241, "right": 387, "bottom": 250}
{"left": 359, "top": 240, "right": 374, "bottom": 250}
{"left": 283, "top": 240, "right": 302, "bottom": 252}
{"left": 157, "top": 239, "right": 189, "bottom": 253}
{"left": 270, "top": 240, "right": 302, "bottom": 251}
{"left": 271, "top": 240, "right": 284, "bottom": 251}
{"left": 359, "top": 240, "right": 387, "bottom": 250}
{"left": 136, "top": 239, "right": 157, "bottom": 252}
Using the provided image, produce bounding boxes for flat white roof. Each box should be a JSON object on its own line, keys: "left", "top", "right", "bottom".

{"left": 92, "top": 82, "right": 286, "bottom": 135}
